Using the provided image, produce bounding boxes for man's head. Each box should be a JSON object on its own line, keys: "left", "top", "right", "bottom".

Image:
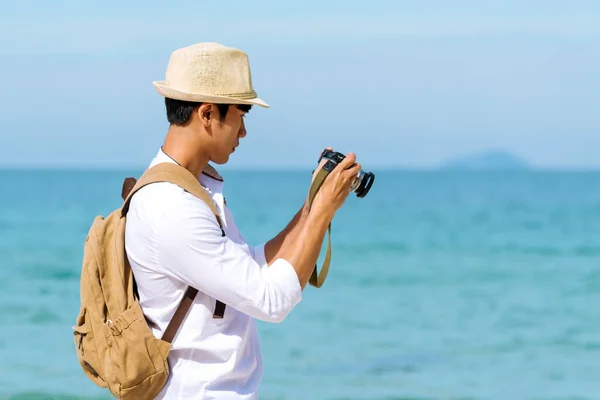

{"left": 164, "top": 97, "right": 252, "bottom": 164}
{"left": 152, "top": 42, "right": 268, "bottom": 167}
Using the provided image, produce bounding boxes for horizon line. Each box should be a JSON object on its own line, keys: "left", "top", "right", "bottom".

{"left": 2, "top": 165, "right": 600, "bottom": 173}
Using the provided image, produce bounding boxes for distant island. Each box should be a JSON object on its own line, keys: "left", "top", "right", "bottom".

{"left": 441, "top": 149, "right": 530, "bottom": 170}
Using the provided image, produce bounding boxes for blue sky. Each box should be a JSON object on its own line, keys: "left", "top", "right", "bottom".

{"left": 0, "top": 0, "right": 599, "bottom": 169}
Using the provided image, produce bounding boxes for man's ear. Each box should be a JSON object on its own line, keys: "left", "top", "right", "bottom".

{"left": 198, "top": 103, "right": 212, "bottom": 127}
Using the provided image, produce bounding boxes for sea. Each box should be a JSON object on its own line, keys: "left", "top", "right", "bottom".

{"left": 1, "top": 168, "right": 599, "bottom": 400}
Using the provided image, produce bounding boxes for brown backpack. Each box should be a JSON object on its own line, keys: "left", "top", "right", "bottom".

{"left": 73, "top": 162, "right": 226, "bottom": 399}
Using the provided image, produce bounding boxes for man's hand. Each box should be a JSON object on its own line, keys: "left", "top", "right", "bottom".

{"left": 308, "top": 150, "right": 361, "bottom": 219}
{"left": 305, "top": 147, "right": 361, "bottom": 218}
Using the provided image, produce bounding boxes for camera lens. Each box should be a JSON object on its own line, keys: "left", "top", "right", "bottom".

{"left": 354, "top": 171, "right": 375, "bottom": 198}
{"left": 350, "top": 170, "right": 364, "bottom": 192}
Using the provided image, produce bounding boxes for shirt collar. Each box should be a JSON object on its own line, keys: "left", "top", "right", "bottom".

{"left": 150, "top": 148, "right": 225, "bottom": 194}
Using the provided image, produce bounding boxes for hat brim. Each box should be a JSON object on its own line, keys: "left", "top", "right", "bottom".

{"left": 152, "top": 81, "right": 270, "bottom": 108}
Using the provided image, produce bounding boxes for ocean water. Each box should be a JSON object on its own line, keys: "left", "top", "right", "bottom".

{"left": 1, "top": 168, "right": 599, "bottom": 400}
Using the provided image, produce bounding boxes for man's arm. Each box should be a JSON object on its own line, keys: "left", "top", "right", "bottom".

{"left": 262, "top": 149, "right": 333, "bottom": 265}
{"left": 279, "top": 205, "right": 333, "bottom": 289}
{"left": 277, "top": 150, "right": 361, "bottom": 289}
{"left": 262, "top": 202, "right": 309, "bottom": 265}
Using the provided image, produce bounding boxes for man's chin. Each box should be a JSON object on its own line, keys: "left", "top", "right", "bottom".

{"left": 211, "top": 155, "right": 230, "bottom": 165}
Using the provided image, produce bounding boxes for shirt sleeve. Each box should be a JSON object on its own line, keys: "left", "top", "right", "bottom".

{"left": 153, "top": 193, "right": 302, "bottom": 323}
{"left": 250, "top": 242, "right": 268, "bottom": 270}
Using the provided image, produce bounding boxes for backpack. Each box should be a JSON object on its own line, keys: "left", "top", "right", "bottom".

{"left": 72, "top": 162, "right": 227, "bottom": 399}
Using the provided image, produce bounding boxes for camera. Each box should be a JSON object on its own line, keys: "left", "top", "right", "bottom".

{"left": 318, "top": 150, "right": 375, "bottom": 198}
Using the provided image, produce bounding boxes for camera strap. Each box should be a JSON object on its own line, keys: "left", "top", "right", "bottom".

{"left": 306, "top": 167, "right": 333, "bottom": 288}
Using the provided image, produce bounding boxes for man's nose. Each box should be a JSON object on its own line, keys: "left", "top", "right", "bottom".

{"left": 238, "top": 119, "right": 247, "bottom": 138}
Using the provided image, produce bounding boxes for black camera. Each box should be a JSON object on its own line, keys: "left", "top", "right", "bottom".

{"left": 318, "top": 150, "right": 375, "bottom": 198}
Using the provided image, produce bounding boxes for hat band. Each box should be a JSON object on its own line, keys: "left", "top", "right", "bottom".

{"left": 214, "top": 89, "right": 258, "bottom": 100}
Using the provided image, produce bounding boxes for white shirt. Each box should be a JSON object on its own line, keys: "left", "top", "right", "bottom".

{"left": 124, "top": 149, "right": 303, "bottom": 399}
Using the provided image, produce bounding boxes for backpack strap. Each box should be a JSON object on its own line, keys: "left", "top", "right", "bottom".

{"left": 120, "top": 162, "right": 228, "bottom": 344}
{"left": 122, "top": 162, "right": 223, "bottom": 227}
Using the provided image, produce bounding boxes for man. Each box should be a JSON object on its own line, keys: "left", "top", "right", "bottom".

{"left": 124, "top": 42, "right": 361, "bottom": 399}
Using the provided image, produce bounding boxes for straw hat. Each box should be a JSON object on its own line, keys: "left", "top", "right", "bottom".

{"left": 152, "top": 42, "right": 269, "bottom": 108}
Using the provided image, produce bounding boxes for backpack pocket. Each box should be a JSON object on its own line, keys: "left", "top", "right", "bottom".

{"left": 104, "top": 302, "right": 171, "bottom": 398}
{"left": 73, "top": 306, "right": 107, "bottom": 388}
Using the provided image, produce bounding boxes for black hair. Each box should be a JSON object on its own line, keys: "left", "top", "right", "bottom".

{"left": 165, "top": 97, "right": 252, "bottom": 126}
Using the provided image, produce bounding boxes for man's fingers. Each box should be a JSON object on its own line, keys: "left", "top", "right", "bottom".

{"left": 344, "top": 163, "right": 362, "bottom": 183}
{"left": 338, "top": 152, "right": 356, "bottom": 170}
{"left": 348, "top": 163, "right": 362, "bottom": 175}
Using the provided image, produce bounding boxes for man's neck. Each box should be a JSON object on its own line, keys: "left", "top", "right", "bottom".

{"left": 162, "top": 126, "right": 210, "bottom": 179}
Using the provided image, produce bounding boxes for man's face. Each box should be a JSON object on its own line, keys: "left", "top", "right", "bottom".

{"left": 208, "top": 104, "right": 248, "bottom": 165}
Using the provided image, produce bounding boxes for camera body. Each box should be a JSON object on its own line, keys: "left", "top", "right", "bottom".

{"left": 318, "top": 150, "right": 375, "bottom": 198}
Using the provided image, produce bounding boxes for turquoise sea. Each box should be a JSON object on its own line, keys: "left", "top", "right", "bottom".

{"left": 1, "top": 169, "right": 599, "bottom": 400}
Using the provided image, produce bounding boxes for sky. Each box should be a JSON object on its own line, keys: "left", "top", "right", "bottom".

{"left": 0, "top": 0, "right": 599, "bottom": 169}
